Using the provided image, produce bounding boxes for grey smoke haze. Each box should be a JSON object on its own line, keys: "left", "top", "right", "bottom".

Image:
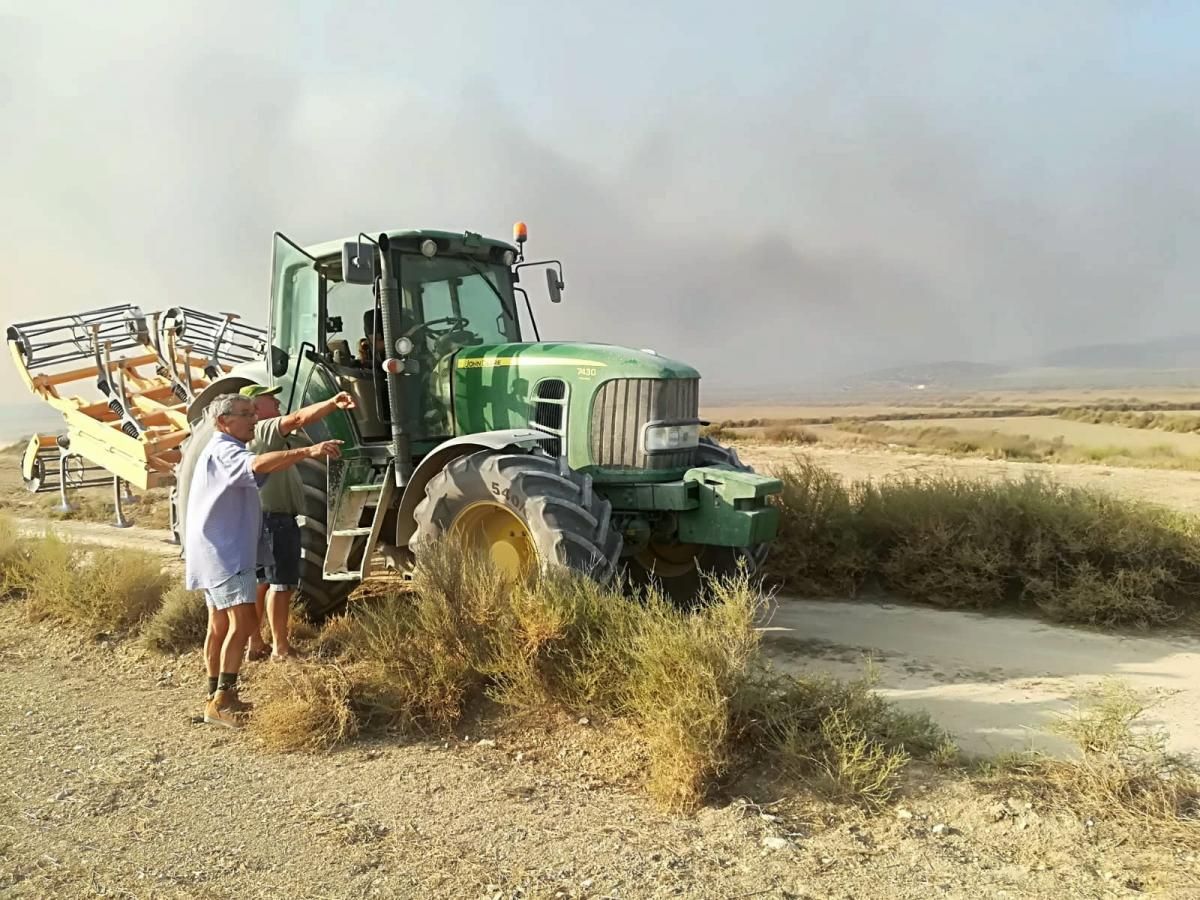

{"left": 1, "top": 1, "right": 1197, "bottom": 397}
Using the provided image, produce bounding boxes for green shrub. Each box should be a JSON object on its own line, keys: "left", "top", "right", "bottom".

{"left": 767, "top": 460, "right": 869, "bottom": 595}
{"left": 768, "top": 463, "right": 1200, "bottom": 627}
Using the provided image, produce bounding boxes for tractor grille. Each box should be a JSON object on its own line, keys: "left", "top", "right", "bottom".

{"left": 531, "top": 379, "right": 567, "bottom": 457}
{"left": 589, "top": 377, "right": 699, "bottom": 470}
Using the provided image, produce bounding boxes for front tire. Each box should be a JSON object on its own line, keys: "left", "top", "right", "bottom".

{"left": 409, "top": 449, "right": 622, "bottom": 581}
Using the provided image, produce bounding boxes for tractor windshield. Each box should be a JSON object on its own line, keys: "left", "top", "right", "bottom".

{"left": 399, "top": 253, "right": 520, "bottom": 349}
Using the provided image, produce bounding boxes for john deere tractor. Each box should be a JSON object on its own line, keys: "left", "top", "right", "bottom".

{"left": 173, "top": 226, "right": 781, "bottom": 615}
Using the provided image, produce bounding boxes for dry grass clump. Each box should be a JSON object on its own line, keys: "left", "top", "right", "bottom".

{"left": 768, "top": 461, "right": 1200, "bottom": 627}
{"left": 141, "top": 584, "right": 208, "bottom": 653}
{"left": 1060, "top": 407, "right": 1200, "bottom": 434}
{"left": 998, "top": 682, "right": 1199, "bottom": 831}
{"left": 762, "top": 424, "right": 819, "bottom": 445}
{"left": 842, "top": 421, "right": 1059, "bottom": 461}
{"left": 0, "top": 513, "right": 25, "bottom": 589}
{"left": 620, "top": 574, "right": 763, "bottom": 807}
{"left": 251, "top": 664, "right": 359, "bottom": 752}
{"left": 15, "top": 534, "right": 171, "bottom": 633}
{"left": 735, "top": 667, "right": 950, "bottom": 808}
{"left": 250, "top": 543, "right": 947, "bottom": 811}
{"left": 839, "top": 420, "right": 1200, "bottom": 471}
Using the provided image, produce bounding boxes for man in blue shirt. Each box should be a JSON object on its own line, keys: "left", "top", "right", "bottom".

{"left": 185, "top": 393, "right": 342, "bottom": 728}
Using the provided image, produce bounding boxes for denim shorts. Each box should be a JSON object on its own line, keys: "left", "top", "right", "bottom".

{"left": 256, "top": 512, "right": 301, "bottom": 591}
{"left": 204, "top": 569, "right": 257, "bottom": 611}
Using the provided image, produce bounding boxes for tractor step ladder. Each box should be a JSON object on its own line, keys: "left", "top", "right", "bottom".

{"left": 323, "top": 460, "right": 396, "bottom": 582}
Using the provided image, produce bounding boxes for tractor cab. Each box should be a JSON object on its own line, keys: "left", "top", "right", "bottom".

{"left": 269, "top": 230, "right": 523, "bottom": 449}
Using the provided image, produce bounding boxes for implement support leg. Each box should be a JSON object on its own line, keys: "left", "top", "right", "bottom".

{"left": 112, "top": 476, "right": 131, "bottom": 528}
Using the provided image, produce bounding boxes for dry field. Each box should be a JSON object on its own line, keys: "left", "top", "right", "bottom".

{"left": 701, "top": 386, "right": 1200, "bottom": 424}
{"left": 871, "top": 417, "right": 1200, "bottom": 454}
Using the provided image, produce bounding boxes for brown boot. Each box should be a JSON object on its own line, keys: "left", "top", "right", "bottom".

{"left": 203, "top": 688, "right": 252, "bottom": 729}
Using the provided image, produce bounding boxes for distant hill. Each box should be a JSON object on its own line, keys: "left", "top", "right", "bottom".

{"left": 1037, "top": 335, "right": 1200, "bottom": 370}
{"left": 841, "top": 361, "right": 1011, "bottom": 390}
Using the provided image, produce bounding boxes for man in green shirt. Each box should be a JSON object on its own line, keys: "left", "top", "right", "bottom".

{"left": 241, "top": 384, "right": 356, "bottom": 659}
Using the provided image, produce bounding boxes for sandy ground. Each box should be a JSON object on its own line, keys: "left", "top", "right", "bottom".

{"left": 2, "top": 603, "right": 1197, "bottom": 899}
{"left": 738, "top": 443, "right": 1200, "bottom": 515}
{"left": 761, "top": 596, "right": 1200, "bottom": 760}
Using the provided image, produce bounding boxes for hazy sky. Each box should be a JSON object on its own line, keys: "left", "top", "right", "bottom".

{"left": 1, "top": 1, "right": 1197, "bottom": 396}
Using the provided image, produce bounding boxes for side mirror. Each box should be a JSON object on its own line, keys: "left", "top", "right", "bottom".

{"left": 341, "top": 242, "right": 375, "bottom": 286}
{"left": 546, "top": 268, "right": 563, "bottom": 303}
{"left": 270, "top": 345, "right": 290, "bottom": 378}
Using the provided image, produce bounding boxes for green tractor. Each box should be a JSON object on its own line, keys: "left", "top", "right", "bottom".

{"left": 173, "top": 225, "right": 781, "bottom": 616}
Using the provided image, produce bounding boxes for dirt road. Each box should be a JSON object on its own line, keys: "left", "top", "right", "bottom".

{"left": 762, "top": 596, "right": 1200, "bottom": 759}
{"left": 14, "top": 517, "right": 181, "bottom": 561}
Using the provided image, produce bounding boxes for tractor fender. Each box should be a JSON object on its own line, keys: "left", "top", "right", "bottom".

{"left": 394, "top": 428, "right": 544, "bottom": 550}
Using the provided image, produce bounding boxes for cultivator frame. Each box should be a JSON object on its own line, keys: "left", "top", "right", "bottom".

{"left": 7, "top": 305, "right": 266, "bottom": 525}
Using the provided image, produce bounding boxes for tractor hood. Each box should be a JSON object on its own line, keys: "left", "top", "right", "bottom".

{"left": 448, "top": 342, "right": 703, "bottom": 479}
{"left": 452, "top": 342, "right": 700, "bottom": 381}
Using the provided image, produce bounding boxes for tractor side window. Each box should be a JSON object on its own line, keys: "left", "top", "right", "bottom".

{"left": 324, "top": 279, "right": 376, "bottom": 367}
{"left": 271, "top": 256, "right": 318, "bottom": 355}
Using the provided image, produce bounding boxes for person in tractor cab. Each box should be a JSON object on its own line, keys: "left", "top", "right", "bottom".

{"left": 186, "top": 393, "right": 343, "bottom": 728}
{"left": 357, "top": 309, "right": 386, "bottom": 367}
{"left": 241, "top": 383, "right": 357, "bottom": 661}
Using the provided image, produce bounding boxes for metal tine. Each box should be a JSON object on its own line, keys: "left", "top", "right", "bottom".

{"left": 103, "top": 339, "right": 145, "bottom": 437}
{"left": 144, "top": 310, "right": 193, "bottom": 402}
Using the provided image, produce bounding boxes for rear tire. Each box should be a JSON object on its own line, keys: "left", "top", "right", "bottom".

{"left": 409, "top": 449, "right": 622, "bottom": 581}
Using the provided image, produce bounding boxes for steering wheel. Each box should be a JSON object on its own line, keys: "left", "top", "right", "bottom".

{"left": 403, "top": 316, "right": 470, "bottom": 345}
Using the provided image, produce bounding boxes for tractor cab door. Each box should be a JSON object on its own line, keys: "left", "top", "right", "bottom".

{"left": 268, "top": 233, "right": 320, "bottom": 416}
{"left": 268, "top": 234, "right": 358, "bottom": 446}
{"left": 318, "top": 269, "right": 392, "bottom": 442}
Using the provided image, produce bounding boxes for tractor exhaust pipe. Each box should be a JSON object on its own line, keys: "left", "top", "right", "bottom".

{"left": 376, "top": 234, "right": 413, "bottom": 484}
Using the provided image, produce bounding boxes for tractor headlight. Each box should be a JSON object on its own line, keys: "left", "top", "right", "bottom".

{"left": 420, "top": 239, "right": 438, "bottom": 258}
{"left": 502, "top": 249, "right": 516, "bottom": 267}
{"left": 643, "top": 422, "right": 700, "bottom": 453}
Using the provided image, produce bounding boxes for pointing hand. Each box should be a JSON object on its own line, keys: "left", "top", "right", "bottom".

{"left": 307, "top": 440, "right": 344, "bottom": 460}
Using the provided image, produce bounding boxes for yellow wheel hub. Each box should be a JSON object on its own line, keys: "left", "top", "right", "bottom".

{"left": 451, "top": 501, "right": 536, "bottom": 578}
{"left": 635, "top": 541, "right": 702, "bottom": 579}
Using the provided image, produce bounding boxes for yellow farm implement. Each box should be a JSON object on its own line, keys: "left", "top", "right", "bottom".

{"left": 7, "top": 305, "right": 265, "bottom": 527}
